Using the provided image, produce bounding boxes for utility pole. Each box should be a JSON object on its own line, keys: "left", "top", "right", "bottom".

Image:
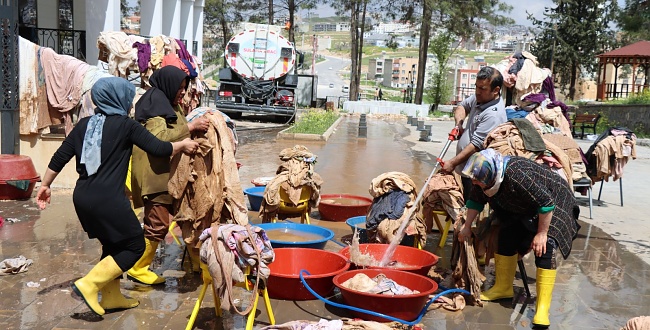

{"left": 311, "top": 35, "right": 318, "bottom": 75}
{"left": 453, "top": 55, "right": 460, "bottom": 103}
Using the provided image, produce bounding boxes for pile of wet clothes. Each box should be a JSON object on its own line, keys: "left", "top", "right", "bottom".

{"left": 365, "top": 172, "right": 427, "bottom": 247}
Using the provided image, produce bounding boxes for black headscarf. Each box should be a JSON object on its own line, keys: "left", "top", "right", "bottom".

{"left": 135, "top": 66, "right": 190, "bottom": 122}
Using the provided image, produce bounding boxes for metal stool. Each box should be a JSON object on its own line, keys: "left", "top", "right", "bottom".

{"left": 597, "top": 178, "right": 623, "bottom": 207}
{"left": 573, "top": 178, "right": 593, "bottom": 219}
{"left": 432, "top": 210, "right": 453, "bottom": 248}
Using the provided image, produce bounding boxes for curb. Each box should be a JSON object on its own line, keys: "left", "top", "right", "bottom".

{"left": 276, "top": 116, "right": 344, "bottom": 141}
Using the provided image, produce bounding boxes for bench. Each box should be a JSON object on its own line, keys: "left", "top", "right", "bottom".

{"left": 572, "top": 113, "right": 601, "bottom": 139}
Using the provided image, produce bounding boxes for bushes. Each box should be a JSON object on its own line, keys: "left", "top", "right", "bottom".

{"left": 286, "top": 109, "right": 340, "bottom": 135}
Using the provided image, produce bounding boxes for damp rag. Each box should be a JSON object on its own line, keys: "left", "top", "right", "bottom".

{"left": 0, "top": 255, "right": 33, "bottom": 275}
{"left": 6, "top": 180, "right": 31, "bottom": 191}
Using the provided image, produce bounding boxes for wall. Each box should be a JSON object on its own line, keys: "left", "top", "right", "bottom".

{"left": 20, "top": 135, "right": 78, "bottom": 188}
{"left": 574, "top": 104, "right": 650, "bottom": 135}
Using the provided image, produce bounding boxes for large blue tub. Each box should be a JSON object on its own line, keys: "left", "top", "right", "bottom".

{"left": 244, "top": 186, "right": 265, "bottom": 211}
{"left": 256, "top": 222, "right": 334, "bottom": 249}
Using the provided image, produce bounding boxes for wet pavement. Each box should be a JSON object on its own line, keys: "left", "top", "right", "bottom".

{"left": 0, "top": 115, "right": 648, "bottom": 329}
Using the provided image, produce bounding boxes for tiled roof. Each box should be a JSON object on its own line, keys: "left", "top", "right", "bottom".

{"left": 598, "top": 40, "right": 650, "bottom": 57}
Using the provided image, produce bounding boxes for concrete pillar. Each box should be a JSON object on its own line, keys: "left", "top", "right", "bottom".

{"left": 84, "top": 0, "right": 120, "bottom": 65}
{"left": 163, "top": 0, "right": 181, "bottom": 38}
{"left": 193, "top": 0, "right": 204, "bottom": 61}
{"left": 181, "top": 0, "right": 194, "bottom": 49}
{"left": 141, "top": 0, "right": 163, "bottom": 37}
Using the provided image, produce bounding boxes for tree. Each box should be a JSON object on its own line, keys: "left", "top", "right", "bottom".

{"left": 426, "top": 32, "right": 457, "bottom": 111}
{"left": 618, "top": 0, "right": 650, "bottom": 42}
{"left": 379, "top": 0, "right": 513, "bottom": 104}
{"left": 203, "top": 0, "right": 257, "bottom": 68}
{"left": 529, "top": 0, "right": 618, "bottom": 100}
{"left": 277, "top": 0, "right": 319, "bottom": 44}
{"left": 329, "top": 0, "right": 372, "bottom": 101}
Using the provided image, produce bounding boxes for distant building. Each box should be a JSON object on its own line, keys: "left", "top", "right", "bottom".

{"left": 369, "top": 53, "right": 391, "bottom": 82}
{"left": 312, "top": 22, "right": 350, "bottom": 32}
{"left": 388, "top": 57, "right": 419, "bottom": 89}
{"left": 373, "top": 22, "right": 412, "bottom": 34}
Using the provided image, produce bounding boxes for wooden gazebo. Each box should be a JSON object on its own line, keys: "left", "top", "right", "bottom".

{"left": 596, "top": 40, "right": 650, "bottom": 100}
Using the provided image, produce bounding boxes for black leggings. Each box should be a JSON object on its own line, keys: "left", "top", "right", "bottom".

{"left": 497, "top": 221, "right": 558, "bottom": 270}
{"left": 99, "top": 235, "right": 146, "bottom": 272}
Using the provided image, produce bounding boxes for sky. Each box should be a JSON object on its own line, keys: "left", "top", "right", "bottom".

{"left": 305, "top": 0, "right": 626, "bottom": 28}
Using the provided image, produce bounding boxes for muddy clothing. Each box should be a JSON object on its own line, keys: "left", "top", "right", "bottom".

{"left": 466, "top": 157, "right": 580, "bottom": 259}
{"left": 169, "top": 111, "right": 248, "bottom": 248}
{"left": 260, "top": 145, "right": 323, "bottom": 223}
{"left": 131, "top": 105, "right": 189, "bottom": 208}
{"left": 48, "top": 115, "right": 172, "bottom": 244}
{"left": 367, "top": 172, "right": 427, "bottom": 247}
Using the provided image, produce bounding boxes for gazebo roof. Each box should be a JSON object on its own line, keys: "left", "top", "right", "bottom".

{"left": 598, "top": 40, "right": 650, "bottom": 58}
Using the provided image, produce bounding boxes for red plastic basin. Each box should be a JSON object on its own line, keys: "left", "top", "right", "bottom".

{"left": 267, "top": 248, "right": 350, "bottom": 300}
{"left": 333, "top": 269, "right": 438, "bottom": 322}
{"left": 0, "top": 155, "right": 40, "bottom": 200}
{"left": 338, "top": 244, "right": 438, "bottom": 276}
{"left": 318, "top": 194, "right": 372, "bottom": 222}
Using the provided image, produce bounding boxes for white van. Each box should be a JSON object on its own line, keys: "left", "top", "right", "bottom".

{"left": 342, "top": 86, "right": 349, "bottom": 93}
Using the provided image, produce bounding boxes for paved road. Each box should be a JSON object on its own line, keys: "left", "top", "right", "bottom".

{"left": 315, "top": 56, "right": 351, "bottom": 100}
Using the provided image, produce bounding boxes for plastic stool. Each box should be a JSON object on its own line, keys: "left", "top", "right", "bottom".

{"left": 185, "top": 266, "right": 275, "bottom": 330}
{"left": 273, "top": 186, "right": 312, "bottom": 224}
{"left": 432, "top": 210, "right": 453, "bottom": 248}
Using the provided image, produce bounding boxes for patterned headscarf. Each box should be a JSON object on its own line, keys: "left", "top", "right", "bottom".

{"left": 461, "top": 148, "right": 510, "bottom": 197}
{"left": 80, "top": 77, "right": 135, "bottom": 176}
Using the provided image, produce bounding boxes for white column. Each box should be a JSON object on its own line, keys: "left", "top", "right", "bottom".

{"left": 141, "top": 0, "right": 163, "bottom": 37}
{"left": 181, "top": 0, "right": 195, "bottom": 49}
{"left": 85, "top": 0, "right": 120, "bottom": 65}
{"left": 193, "top": 0, "right": 204, "bottom": 61}
{"left": 163, "top": 0, "right": 181, "bottom": 38}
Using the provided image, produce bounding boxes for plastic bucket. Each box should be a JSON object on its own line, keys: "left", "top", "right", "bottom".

{"left": 267, "top": 247, "right": 350, "bottom": 300}
{"left": 318, "top": 194, "right": 372, "bottom": 222}
{"left": 333, "top": 268, "right": 438, "bottom": 322}
{"left": 256, "top": 222, "right": 334, "bottom": 249}
{"left": 243, "top": 186, "right": 265, "bottom": 211}
{"left": 338, "top": 243, "right": 438, "bottom": 276}
{"left": 0, "top": 155, "right": 40, "bottom": 200}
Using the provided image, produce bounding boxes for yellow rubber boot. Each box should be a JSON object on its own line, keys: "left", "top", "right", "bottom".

{"left": 532, "top": 268, "right": 557, "bottom": 327}
{"left": 480, "top": 254, "right": 518, "bottom": 301}
{"left": 100, "top": 278, "right": 139, "bottom": 311}
{"left": 126, "top": 238, "right": 165, "bottom": 285}
{"left": 72, "top": 256, "right": 124, "bottom": 316}
{"left": 188, "top": 247, "right": 202, "bottom": 274}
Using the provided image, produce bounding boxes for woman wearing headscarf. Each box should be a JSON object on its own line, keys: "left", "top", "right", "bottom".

{"left": 128, "top": 66, "right": 209, "bottom": 285}
{"left": 36, "top": 77, "right": 198, "bottom": 316}
{"left": 457, "top": 148, "right": 580, "bottom": 328}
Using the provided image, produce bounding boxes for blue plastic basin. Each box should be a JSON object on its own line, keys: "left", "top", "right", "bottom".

{"left": 257, "top": 222, "right": 335, "bottom": 249}
{"left": 345, "top": 215, "right": 416, "bottom": 247}
{"left": 244, "top": 186, "right": 265, "bottom": 211}
{"left": 345, "top": 216, "right": 369, "bottom": 243}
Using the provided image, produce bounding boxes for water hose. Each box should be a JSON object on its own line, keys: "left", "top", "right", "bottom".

{"left": 299, "top": 270, "right": 469, "bottom": 326}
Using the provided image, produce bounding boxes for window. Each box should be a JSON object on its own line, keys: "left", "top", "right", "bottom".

{"left": 377, "top": 62, "right": 383, "bottom": 66}
{"left": 462, "top": 74, "right": 468, "bottom": 79}
{"left": 461, "top": 83, "right": 466, "bottom": 87}
{"left": 402, "top": 70, "right": 405, "bottom": 74}
{"left": 470, "top": 74, "right": 476, "bottom": 80}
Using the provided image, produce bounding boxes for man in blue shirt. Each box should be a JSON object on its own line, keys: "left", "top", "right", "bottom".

{"left": 441, "top": 66, "right": 507, "bottom": 198}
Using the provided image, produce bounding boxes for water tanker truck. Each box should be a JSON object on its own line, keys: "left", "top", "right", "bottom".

{"left": 215, "top": 23, "right": 301, "bottom": 118}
